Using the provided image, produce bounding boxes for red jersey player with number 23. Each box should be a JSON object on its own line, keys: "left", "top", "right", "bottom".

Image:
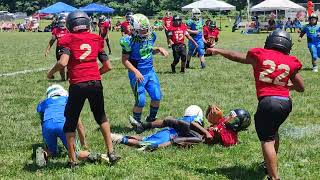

{"left": 206, "top": 30, "right": 304, "bottom": 180}
{"left": 47, "top": 10, "right": 120, "bottom": 167}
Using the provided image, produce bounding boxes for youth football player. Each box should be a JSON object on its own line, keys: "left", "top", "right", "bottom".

{"left": 36, "top": 84, "right": 106, "bottom": 167}
{"left": 186, "top": 8, "right": 206, "bottom": 69}
{"left": 167, "top": 15, "right": 198, "bottom": 73}
{"left": 120, "top": 14, "right": 169, "bottom": 132}
{"left": 206, "top": 30, "right": 305, "bottom": 180}
{"left": 299, "top": 13, "right": 320, "bottom": 72}
{"left": 121, "top": 12, "right": 133, "bottom": 36}
{"left": 203, "top": 21, "right": 220, "bottom": 51}
{"left": 162, "top": 11, "right": 173, "bottom": 47}
{"left": 98, "top": 15, "right": 112, "bottom": 55}
{"left": 45, "top": 16, "right": 69, "bottom": 81}
{"left": 47, "top": 10, "right": 120, "bottom": 167}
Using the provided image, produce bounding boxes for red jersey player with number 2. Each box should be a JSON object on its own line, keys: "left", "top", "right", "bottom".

{"left": 206, "top": 30, "right": 305, "bottom": 180}
{"left": 167, "top": 15, "right": 198, "bottom": 73}
{"left": 47, "top": 10, "right": 120, "bottom": 167}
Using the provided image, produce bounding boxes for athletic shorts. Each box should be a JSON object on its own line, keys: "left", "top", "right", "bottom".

{"left": 308, "top": 43, "right": 320, "bottom": 60}
{"left": 42, "top": 120, "right": 67, "bottom": 156}
{"left": 55, "top": 46, "right": 64, "bottom": 61}
{"left": 188, "top": 40, "right": 205, "bottom": 56}
{"left": 254, "top": 96, "right": 292, "bottom": 142}
{"left": 172, "top": 44, "right": 187, "bottom": 62}
{"left": 63, "top": 80, "right": 107, "bottom": 133}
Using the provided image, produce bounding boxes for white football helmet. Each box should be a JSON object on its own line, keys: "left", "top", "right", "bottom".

{"left": 130, "top": 14, "right": 152, "bottom": 39}
{"left": 184, "top": 105, "right": 204, "bottom": 125}
{"left": 46, "top": 84, "right": 68, "bottom": 98}
{"left": 192, "top": 8, "right": 201, "bottom": 20}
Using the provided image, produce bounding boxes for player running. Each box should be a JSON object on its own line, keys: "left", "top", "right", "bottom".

{"left": 47, "top": 10, "right": 120, "bottom": 167}
{"left": 203, "top": 21, "right": 220, "bottom": 52}
{"left": 162, "top": 11, "right": 173, "bottom": 48}
{"left": 121, "top": 12, "right": 133, "bottom": 36}
{"left": 98, "top": 15, "right": 112, "bottom": 55}
{"left": 45, "top": 16, "right": 69, "bottom": 81}
{"left": 299, "top": 13, "right": 320, "bottom": 72}
{"left": 186, "top": 8, "right": 206, "bottom": 69}
{"left": 167, "top": 15, "right": 198, "bottom": 73}
{"left": 120, "top": 14, "right": 169, "bottom": 132}
{"left": 206, "top": 30, "right": 305, "bottom": 180}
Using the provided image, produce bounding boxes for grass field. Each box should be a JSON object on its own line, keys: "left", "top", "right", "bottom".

{"left": 0, "top": 28, "right": 319, "bottom": 179}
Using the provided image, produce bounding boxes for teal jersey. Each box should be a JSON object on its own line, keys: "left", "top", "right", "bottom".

{"left": 186, "top": 19, "right": 204, "bottom": 41}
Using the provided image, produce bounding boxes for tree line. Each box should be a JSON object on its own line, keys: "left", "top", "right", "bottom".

{"left": 0, "top": 0, "right": 307, "bottom": 15}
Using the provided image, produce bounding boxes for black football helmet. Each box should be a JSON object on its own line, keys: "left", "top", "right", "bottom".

{"left": 264, "top": 29, "right": 292, "bottom": 54}
{"left": 172, "top": 15, "right": 182, "bottom": 27}
{"left": 208, "top": 21, "right": 216, "bottom": 30}
{"left": 225, "top": 109, "right": 251, "bottom": 132}
{"left": 57, "top": 16, "right": 66, "bottom": 28}
{"left": 66, "top": 10, "right": 90, "bottom": 32}
{"left": 125, "top": 12, "right": 134, "bottom": 21}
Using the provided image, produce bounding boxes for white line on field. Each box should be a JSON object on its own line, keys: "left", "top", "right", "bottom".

{"left": 0, "top": 57, "right": 121, "bottom": 78}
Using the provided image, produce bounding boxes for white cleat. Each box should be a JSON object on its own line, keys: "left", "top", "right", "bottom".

{"left": 111, "top": 133, "right": 124, "bottom": 144}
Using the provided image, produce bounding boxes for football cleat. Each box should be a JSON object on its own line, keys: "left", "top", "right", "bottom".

{"left": 108, "top": 152, "right": 121, "bottom": 165}
{"left": 171, "top": 64, "right": 176, "bottom": 73}
{"left": 312, "top": 66, "right": 318, "bottom": 72}
{"left": 201, "top": 62, "right": 206, "bottom": 69}
{"left": 111, "top": 133, "right": 124, "bottom": 144}
{"left": 35, "top": 147, "right": 47, "bottom": 167}
{"left": 129, "top": 116, "right": 145, "bottom": 134}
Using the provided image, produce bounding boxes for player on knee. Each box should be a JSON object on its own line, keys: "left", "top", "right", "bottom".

{"left": 203, "top": 21, "right": 220, "bottom": 55}
{"left": 167, "top": 15, "right": 198, "bottom": 73}
{"left": 45, "top": 16, "right": 69, "bottom": 81}
{"left": 98, "top": 15, "right": 112, "bottom": 55}
{"left": 186, "top": 8, "right": 206, "bottom": 69}
{"left": 120, "top": 14, "right": 169, "bottom": 133}
{"left": 47, "top": 10, "right": 120, "bottom": 167}
{"left": 36, "top": 84, "right": 106, "bottom": 167}
{"left": 299, "top": 13, "right": 320, "bottom": 72}
{"left": 206, "top": 30, "right": 305, "bottom": 180}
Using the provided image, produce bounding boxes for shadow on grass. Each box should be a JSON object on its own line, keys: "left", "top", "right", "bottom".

{"left": 97, "top": 124, "right": 132, "bottom": 133}
{"left": 301, "top": 67, "right": 312, "bottom": 71}
{"left": 23, "top": 161, "right": 67, "bottom": 172}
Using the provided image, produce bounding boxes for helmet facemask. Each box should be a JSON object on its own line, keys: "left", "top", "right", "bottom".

{"left": 131, "top": 14, "right": 152, "bottom": 39}
{"left": 173, "top": 16, "right": 182, "bottom": 27}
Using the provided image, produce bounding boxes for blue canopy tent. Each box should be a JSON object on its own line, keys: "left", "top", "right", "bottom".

{"left": 80, "top": 3, "right": 115, "bottom": 14}
{"left": 38, "top": 2, "right": 77, "bottom": 14}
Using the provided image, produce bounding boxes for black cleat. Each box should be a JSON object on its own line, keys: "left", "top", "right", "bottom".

{"left": 171, "top": 64, "right": 176, "bottom": 73}
{"left": 108, "top": 152, "right": 121, "bottom": 165}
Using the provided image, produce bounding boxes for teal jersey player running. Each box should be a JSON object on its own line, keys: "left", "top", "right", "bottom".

{"left": 120, "top": 14, "right": 169, "bottom": 132}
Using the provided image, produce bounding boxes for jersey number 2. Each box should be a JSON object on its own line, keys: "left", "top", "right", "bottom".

{"left": 259, "top": 60, "right": 290, "bottom": 86}
{"left": 79, "top": 44, "right": 92, "bottom": 61}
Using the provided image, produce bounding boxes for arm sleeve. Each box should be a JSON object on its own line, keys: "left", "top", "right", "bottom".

{"left": 120, "top": 36, "right": 132, "bottom": 54}
{"left": 36, "top": 101, "right": 44, "bottom": 113}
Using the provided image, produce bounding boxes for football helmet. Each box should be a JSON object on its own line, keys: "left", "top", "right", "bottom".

{"left": 192, "top": 8, "right": 201, "bottom": 20}
{"left": 184, "top": 105, "right": 204, "bottom": 125}
{"left": 264, "top": 29, "right": 292, "bottom": 54}
{"left": 99, "top": 15, "right": 106, "bottom": 23}
{"left": 165, "top": 11, "right": 172, "bottom": 17}
{"left": 224, "top": 109, "right": 251, "bottom": 132}
{"left": 46, "top": 84, "right": 68, "bottom": 98}
{"left": 208, "top": 21, "right": 216, "bottom": 30}
{"left": 57, "top": 16, "right": 66, "bottom": 28}
{"left": 205, "top": 105, "right": 223, "bottom": 124}
{"left": 172, "top": 15, "right": 182, "bottom": 27}
{"left": 308, "top": 13, "right": 318, "bottom": 24}
{"left": 130, "top": 14, "right": 152, "bottom": 39}
{"left": 125, "top": 12, "right": 134, "bottom": 21}
{"left": 66, "top": 10, "right": 90, "bottom": 32}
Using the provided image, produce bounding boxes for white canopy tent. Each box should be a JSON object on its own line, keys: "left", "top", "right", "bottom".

{"left": 181, "top": 0, "right": 236, "bottom": 11}
{"left": 250, "top": 0, "right": 306, "bottom": 12}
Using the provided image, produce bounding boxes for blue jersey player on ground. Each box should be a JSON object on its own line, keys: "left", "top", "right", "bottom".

{"left": 120, "top": 14, "right": 169, "bottom": 132}
{"left": 299, "top": 13, "right": 320, "bottom": 72}
{"left": 186, "top": 8, "right": 206, "bottom": 69}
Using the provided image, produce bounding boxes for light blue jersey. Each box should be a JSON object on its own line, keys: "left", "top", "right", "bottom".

{"left": 186, "top": 19, "right": 204, "bottom": 41}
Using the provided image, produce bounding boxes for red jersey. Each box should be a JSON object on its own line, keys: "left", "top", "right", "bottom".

{"left": 168, "top": 24, "right": 188, "bottom": 44}
{"left": 203, "top": 26, "right": 219, "bottom": 46}
{"left": 162, "top": 16, "right": 173, "bottom": 29}
{"left": 51, "top": 27, "right": 69, "bottom": 46}
{"left": 59, "top": 32, "right": 105, "bottom": 84}
{"left": 121, "top": 21, "right": 131, "bottom": 35}
{"left": 99, "top": 21, "right": 110, "bottom": 35}
{"left": 207, "top": 118, "right": 238, "bottom": 147}
{"left": 248, "top": 48, "right": 302, "bottom": 98}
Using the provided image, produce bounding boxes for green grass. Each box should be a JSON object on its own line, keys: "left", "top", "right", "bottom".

{"left": 0, "top": 29, "right": 319, "bottom": 179}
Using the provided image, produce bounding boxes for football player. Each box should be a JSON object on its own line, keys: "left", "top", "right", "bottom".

{"left": 45, "top": 16, "right": 69, "bottom": 81}
{"left": 206, "top": 30, "right": 305, "bottom": 180}
{"left": 121, "top": 12, "right": 133, "bottom": 36}
{"left": 36, "top": 84, "right": 105, "bottom": 167}
{"left": 299, "top": 13, "right": 320, "bottom": 72}
{"left": 162, "top": 11, "right": 173, "bottom": 47}
{"left": 186, "top": 8, "right": 206, "bottom": 69}
{"left": 167, "top": 15, "right": 198, "bottom": 73}
{"left": 120, "top": 14, "right": 169, "bottom": 132}
{"left": 47, "top": 10, "right": 120, "bottom": 167}
{"left": 98, "top": 15, "right": 112, "bottom": 55}
{"left": 203, "top": 21, "right": 220, "bottom": 52}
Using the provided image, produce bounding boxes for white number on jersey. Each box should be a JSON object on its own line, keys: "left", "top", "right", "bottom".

{"left": 259, "top": 60, "right": 290, "bottom": 86}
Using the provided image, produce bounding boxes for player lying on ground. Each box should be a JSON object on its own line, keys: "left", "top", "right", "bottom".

{"left": 298, "top": 13, "right": 320, "bottom": 72}
{"left": 45, "top": 16, "right": 69, "bottom": 81}
{"left": 47, "top": 10, "right": 120, "bottom": 167}
{"left": 113, "top": 105, "right": 251, "bottom": 150}
{"left": 120, "top": 14, "right": 169, "bottom": 131}
{"left": 167, "top": 15, "right": 198, "bottom": 73}
{"left": 206, "top": 29, "right": 305, "bottom": 180}
{"left": 36, "top": 84, "right": 108, "bottom": 167}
